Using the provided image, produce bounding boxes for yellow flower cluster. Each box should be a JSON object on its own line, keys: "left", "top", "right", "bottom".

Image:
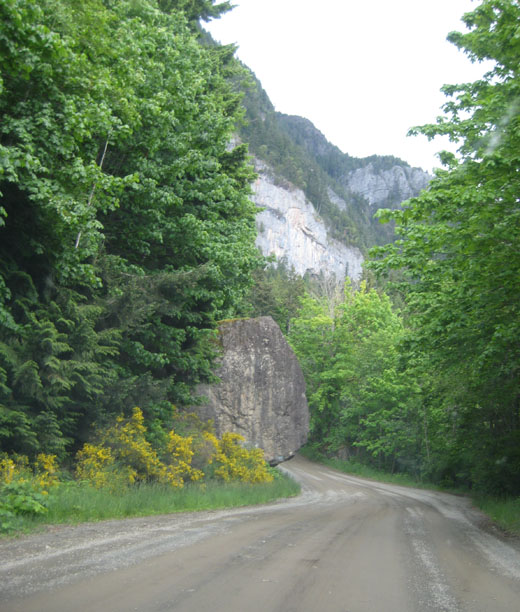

{"left": 204, "top": 432, "right": 273, "bottom": 484}
{"left": 75, "top": 443, "right": 116, "bottom": 489}
{"left": 75, "top": 408, "right": 204, "bottom": 489}
{"left": 0, "top": 456, "right": 17, "bottom": 485}
{"left": 163, "top": 431, "right": 204, "bottom": 487}
{"left": 75, "top": 407, "right": 273, "bottom": 489}
{"left": 76, "top": 408, "right": 162, "bottom": 489}
{"left": 0, "top": 453, "right": 59, "bottom": 494}
{"left": 35, "top": 453, "right": 60, "bottom": 493}
{"left": 109, "top": 407, "right": 165, "bottom": 484}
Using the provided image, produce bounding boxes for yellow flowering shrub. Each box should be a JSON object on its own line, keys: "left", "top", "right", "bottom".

{"left": 1, "top": 454, "right": 59, "bottom": 528}
{"left": 1, "top": 453, "right": 60, "bottom": 491}
{"left": 202, "top": 431, "right": 219, "bottom": 461}
{"left": 75, "top": 443, "right": 116, "bottom": 489}
{"left": 0, "top": 454, "right": 31, "bottom": 485}
{"left": 76, "top": 408, "right": 165, "bottom": 488}
{"left": 206, "top": 432, "right": 273, "bottom": 484}
{"left": 104, "top": 407, "right": 164, "bottom": 483}
{"left": 162, "top": 431, "right": 204, "bottom": 487}
{"left": 35, "top": 453, "right": 60, "bottom": 493}
{"left": 74, "top": 407, "right": 273, "bottom": 490}
{"left": 0, "top": 457, "right": 16, "bottom": 485}
{"left": 76, "top": 408, "right": 204, "bottom": 489}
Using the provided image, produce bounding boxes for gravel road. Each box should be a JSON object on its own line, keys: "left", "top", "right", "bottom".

{"left": 1, "top": 454, "right": 519, "bottom": 611}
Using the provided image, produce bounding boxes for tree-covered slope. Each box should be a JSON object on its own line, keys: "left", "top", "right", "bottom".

{"left": 289, "top": 0, "right": 520, "bottom": 497}
{"left": 369, "top": 0, "right": 520, "bottom": 494}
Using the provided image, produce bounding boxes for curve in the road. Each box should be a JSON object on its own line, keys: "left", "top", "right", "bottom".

{"left": 1, "top": 455, "right": 519, "bottom": 612}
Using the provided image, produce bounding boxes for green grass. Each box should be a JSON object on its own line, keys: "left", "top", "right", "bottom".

{"left": 473, "top": 495, "right": 520, "bottom": 536}
{"left": 2, "top": 469, "right": 300, "bottom": 536}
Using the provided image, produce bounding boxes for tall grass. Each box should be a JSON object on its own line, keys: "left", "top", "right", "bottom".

{"left": 4, "top": 469, "right": 300, "bottom": 535}
{"left": 474, "top": 496, "right": 520, "bottom": 536}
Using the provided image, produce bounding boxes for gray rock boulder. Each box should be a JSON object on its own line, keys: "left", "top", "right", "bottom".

{"left": 194, "top": 316, "right": 309, "bottom": 464}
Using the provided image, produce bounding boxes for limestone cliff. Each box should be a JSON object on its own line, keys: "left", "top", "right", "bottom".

{"left": 237, "top": 72, "right": 431, "bottom": 281}
{"left": 252, "top": 162, "right": 364, "bottom": 283}
{"left": 343, "top": 163, "right": 431, "bottom": 211}
{"left": 195, "top": 316, "right": 309, "bottom": 464}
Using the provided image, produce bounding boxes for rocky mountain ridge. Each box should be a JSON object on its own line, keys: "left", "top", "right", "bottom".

{"left": 253, "top": 160, "right": 364, "bottom": 282}
{"left": 238, "top": 74, "right": 431, "bottom": 282}
{"left": 248, "top": 148, "right": 430, "bottom": 284}
{"left": 344, "top": 163, "right": 431, "bottom": 210}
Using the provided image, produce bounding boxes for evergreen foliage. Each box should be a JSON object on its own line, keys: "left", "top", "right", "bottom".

{"left": 241, "top": 262, "right": 307, "bottom": 333}
{"left": 0, "top": 0, "right": 260, "bottom": 458}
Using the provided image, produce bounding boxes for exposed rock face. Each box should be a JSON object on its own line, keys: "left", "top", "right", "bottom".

{"left": 344, "top": 163, "right": 431, "bottom": 210}
{"left": 249, "top": 157, "right": 429, "bottom": 284}
{"left": 327, "top": 187, "right": 349, "bottom": 212}
{"left": 253, "top": 162, "right": 364, "bottom": 283}
{"left": 195, "top": 316, "right": 309, "bottom": 464}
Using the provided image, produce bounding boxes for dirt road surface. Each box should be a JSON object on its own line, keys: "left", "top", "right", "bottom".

{"left": 1, "top": 455, "right": 519, "bottom": 612}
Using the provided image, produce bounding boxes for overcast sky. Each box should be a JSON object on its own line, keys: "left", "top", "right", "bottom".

{"left": 206, "top": 0, "right": 490, "bottom": 172}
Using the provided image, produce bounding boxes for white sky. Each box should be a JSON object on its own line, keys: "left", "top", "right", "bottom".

{"left": 206, "top": 0, "right": 490, "bottom": 173}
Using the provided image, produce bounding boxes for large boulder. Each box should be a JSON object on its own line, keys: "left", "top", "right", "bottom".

{"left": 195, "top": 316, "right": 309, "bottom": 464}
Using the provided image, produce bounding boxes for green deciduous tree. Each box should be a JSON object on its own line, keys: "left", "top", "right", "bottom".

{"left": 369, "top": 0, "right": 520, "bottom": 494}
{"left": 0, "top": 0, "right": 260, "bottom": 457}
{"left": 289, "top": 283, "right": 419, "bottom": 472}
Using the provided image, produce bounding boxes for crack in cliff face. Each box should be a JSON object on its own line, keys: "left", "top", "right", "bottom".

{"left": 300, "top": 225, "right": 318, "bottom": 240}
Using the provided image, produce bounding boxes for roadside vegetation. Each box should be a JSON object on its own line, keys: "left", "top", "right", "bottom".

{"left": 472, "top": 496, "right": 520, "bottom": 537}
{"left": 0, "top": 467, "right": 299, "bottom": 537}
{"left": 285, "top": 1, "right": 520, "bottom": 537}
{"left": 1, "top": 0, "right": 518, "bottom": 543}
{"left": 0, "top": 407, "right": 300, "bottom": 536}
